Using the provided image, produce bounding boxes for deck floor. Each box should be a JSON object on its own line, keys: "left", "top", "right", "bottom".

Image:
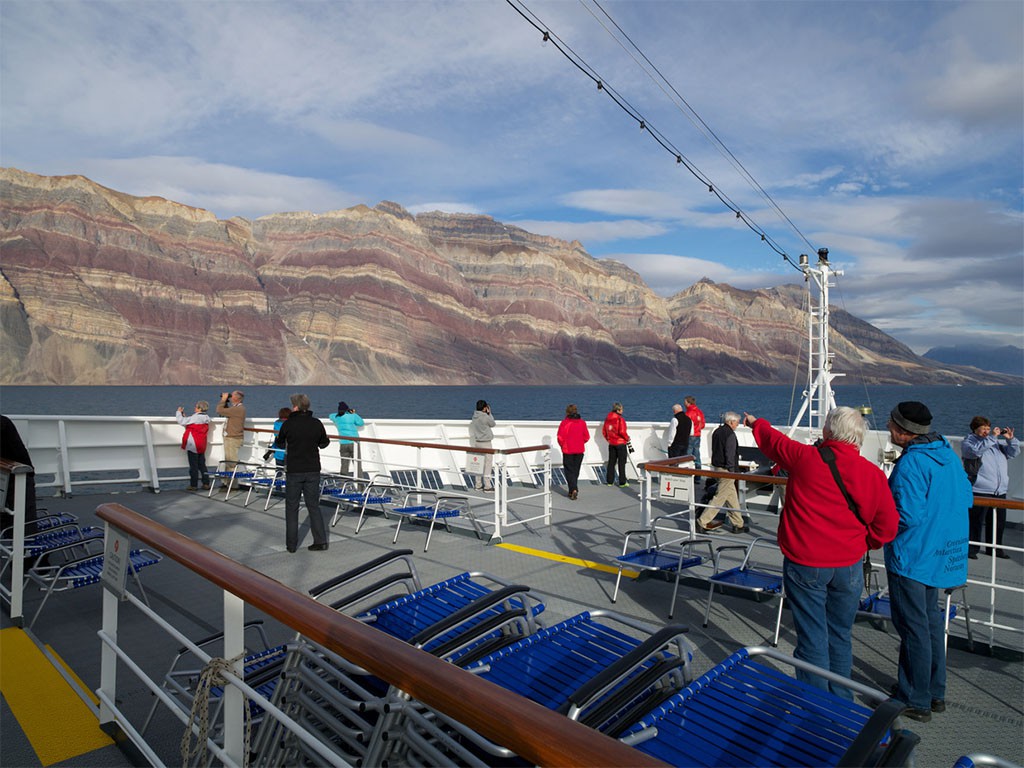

{"left": 3, "top": 478, "right": 1022, "bottom": 767}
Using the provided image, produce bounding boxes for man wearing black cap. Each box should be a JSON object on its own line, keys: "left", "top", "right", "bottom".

{"left": 884, "top": 401, "right": 973, "bottom": 722}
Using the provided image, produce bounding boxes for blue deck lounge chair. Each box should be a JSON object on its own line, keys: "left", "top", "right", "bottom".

{"left": 611, "top": 514, "right": 714, "bottom": 618}
{"left": 703, "top": 537, "right": 785, "bottom": 646}
{"left": 619, "top": 646, "right": 920, "bottom": 768}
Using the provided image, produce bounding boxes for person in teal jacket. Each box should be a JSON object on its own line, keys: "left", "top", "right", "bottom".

{"left": 884, "top": 401, "right": 973, "bottom": 723}
{"left": 329, "top": 401, "right": 365, "bottom": 478}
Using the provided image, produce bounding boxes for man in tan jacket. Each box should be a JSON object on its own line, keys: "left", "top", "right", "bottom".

{"left": 216, "top": 390, "right": 246, "bottom": 470}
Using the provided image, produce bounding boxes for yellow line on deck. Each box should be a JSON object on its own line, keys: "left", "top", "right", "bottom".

{"left": 0, "top": 627, "right": 112, "bottom": 766}
{"left": 497, "top": 542, "right": 638, "bottom": 578}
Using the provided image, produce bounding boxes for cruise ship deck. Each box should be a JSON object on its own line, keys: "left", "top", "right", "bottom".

{"left": 2, "top": 471, "right": 1022, "bottom": 767}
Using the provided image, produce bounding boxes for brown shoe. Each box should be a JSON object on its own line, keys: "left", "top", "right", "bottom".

{"left": 697, "top": 520, "right": 723, "bottom": 533}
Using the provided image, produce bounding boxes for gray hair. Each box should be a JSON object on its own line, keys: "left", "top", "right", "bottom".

{"left": 824, "top": 406, "right": 866, "bottom": 447}
{"left": 289, "top": 393, "right": 311, "bottom": 412}
{"left": 723, "top": 411, "right": 740, "bottom": 424}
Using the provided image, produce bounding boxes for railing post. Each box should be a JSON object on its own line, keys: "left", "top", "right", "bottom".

{"left": 492, "top": 456, "right": 504, "bottom": 542}
{"left": 7, "top": 471, "right": 27, "bottom": 624}
{"left": 98, "top": 573, "right": 119, "bottom": 726}
{"left": 58, "top": 419, "right": 72, "bottom": 496}
{"left": 543, "top": 450, "right": 551, "bottom": 526}
{"left": 142, "top": 421, "right": 160, "bottom": 493}
{"left": 640, "top": 464, "right": 652, "bottom": 528}
{"left": 223, "top": 591, "right": 246, "bottom": 765}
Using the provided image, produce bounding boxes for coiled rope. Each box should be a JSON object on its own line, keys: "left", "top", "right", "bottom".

{"left": 180, "top": 654, "right": 253, "bottom": 768}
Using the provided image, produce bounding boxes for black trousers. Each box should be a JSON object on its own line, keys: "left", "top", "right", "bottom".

{"left": 285, "top": 471, "right": 328, "bottom": 550}
{"left": 969, "top": 492, "right": 1007, "bottom": 555}
{"left": 563, "top": 453, "right": 584, "bottom": 494}
{"left": 607, "top": 444, "right": 628, "bottom": 485}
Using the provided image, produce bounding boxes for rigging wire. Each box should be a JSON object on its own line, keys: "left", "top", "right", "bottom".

{"left": 583, "top": 0, "right": 817, "bottom": 256}
{"left": 505, "top": 0, "right": 807, "bottom": 273}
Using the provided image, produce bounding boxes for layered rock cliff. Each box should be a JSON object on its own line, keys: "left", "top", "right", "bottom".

{"left": 0, "top": 168, "right": 1010, "bottom": 385}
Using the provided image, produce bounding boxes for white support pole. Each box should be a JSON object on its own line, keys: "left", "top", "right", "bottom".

{"left": 222, "top": 591, "right": 246, "bottom": 765}
{"left": 58, "top": 419, "right": 73, "bottom": 496}
{"left": 99, "top": 581, "right": 119, "bottom": 725}
{"left": 640, "top": 465, "right": 652, "bottom": 529}
{"left": 143, "top": 420, "right": 160, "bottom": 493}
{"left": 542, "top": 451, "right": 552, "bottom": 526}
{"left": 9, "top": 472, "right": 27, "bottom": 624}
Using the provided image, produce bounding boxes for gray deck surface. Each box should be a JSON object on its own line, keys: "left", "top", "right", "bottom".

{"left": 3, "top": 477, "right": 1022, "bottom": 767}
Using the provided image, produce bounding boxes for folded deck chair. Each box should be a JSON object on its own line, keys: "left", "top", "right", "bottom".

{"left": 618, "top": 646, "right": 920, "bottom": 768}
{"left": 253, "top": 561, "right": 547, "bottom": 767}
{"left": 703, "top": 537, "right": 785, "bottom": 646}
{"left": 374, "top": 610, "right": 693, "bottom": 766}
{"left": 311, "top": 550, "right": 545, "bottom": 665}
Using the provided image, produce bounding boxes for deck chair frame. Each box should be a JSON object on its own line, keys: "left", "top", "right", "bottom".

{"left": 703, "top": 536, "right": 786, "bottom": 646}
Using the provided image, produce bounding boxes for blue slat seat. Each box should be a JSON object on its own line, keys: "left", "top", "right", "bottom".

{"left": 611, "top": 515, "right": 714, "bottom": 618}
{"left": 390, "top": 494, "right": 478, "bottom": 551}
{"left": 621, "top": 646, "right": 920, "bottom": 768}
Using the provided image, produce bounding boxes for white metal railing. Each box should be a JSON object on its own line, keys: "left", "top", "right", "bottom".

{"left": 639, "top": 461, "right": 1024, "bottom": 653}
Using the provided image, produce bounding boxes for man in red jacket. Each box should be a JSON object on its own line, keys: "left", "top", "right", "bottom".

{"left": 744, "top": 407, "right": 898, "bottom": 698}
{"left": 602, "top": 402, "right": 631, "bottom": 487}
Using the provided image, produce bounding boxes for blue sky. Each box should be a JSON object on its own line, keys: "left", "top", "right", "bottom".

{"left": 2, "top": 0, "right": 1021, "bottom": 354}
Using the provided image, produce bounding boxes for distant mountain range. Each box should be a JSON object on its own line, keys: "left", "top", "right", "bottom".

{"left": 923, "top": 345, "right": 1024, "bottom": 377}
{"left": 0, "top": 167, "right": 1018, "bottom": 386}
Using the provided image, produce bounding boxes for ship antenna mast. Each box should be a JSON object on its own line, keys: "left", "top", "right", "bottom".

{"left": 788, "top": 248, "right": 844, "bottom": 440}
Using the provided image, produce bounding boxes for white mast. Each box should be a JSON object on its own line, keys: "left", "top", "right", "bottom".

{"left": 788, "top": 248, "right": 844, "bottom": 439}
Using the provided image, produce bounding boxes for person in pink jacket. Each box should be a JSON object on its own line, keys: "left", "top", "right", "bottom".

{"left": 557, "top": 404, "right": 590, "bottom": 500}
{"left": 744, "top": 407, "right": 898, "bottom": 699}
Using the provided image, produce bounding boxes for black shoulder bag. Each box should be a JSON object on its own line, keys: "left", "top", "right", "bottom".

{"left": 818, "top": 444, "right": 873, "bottom": 584}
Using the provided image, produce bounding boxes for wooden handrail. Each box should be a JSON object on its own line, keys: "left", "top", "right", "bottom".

{"left": 0, "top": 458, "right": 32, "bottom": 475}
{"left": 95, "top": 503, "right": 664, "bottom": 767}
{"left": 245, "top": 426, "right": 547, "bottom": 455}
{"left": 640, "top": 458, "right": 1024, "bottom": 507}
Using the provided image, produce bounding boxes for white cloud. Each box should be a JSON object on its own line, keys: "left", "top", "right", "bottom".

{"left": 73, "top": 157, "right": 358, "bottom": 218}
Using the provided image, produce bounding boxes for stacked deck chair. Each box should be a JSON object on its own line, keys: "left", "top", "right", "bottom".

{"left": 247, "top": 550, "right": 546, "bottom": 766}
{"left": 374, "top": 610, "right": 692, "bottom": 767}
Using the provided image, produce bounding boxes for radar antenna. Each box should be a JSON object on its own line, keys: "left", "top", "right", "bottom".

{"left": 787, "top": 248, "right": 844, "bottom": 440}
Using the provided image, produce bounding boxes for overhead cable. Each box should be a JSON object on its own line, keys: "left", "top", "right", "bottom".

{"left": 505, "top": 0, "right": 806, "bottom": 272}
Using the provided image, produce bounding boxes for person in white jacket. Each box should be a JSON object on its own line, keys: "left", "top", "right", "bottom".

{"left": 176, "top": 401, "right": 211, "bottom": 490}
{"left": 469, "top": 400, "right": 495, "bottom": 491}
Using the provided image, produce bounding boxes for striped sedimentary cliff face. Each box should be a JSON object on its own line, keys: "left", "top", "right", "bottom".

{"left": 0, "top": 168, "right": 995, "bottom": 385}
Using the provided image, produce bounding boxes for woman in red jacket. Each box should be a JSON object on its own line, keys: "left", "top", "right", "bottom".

{"left": 602, "top": 402, "right": 631, "bottom": 487}
{"left": 557, "top": 404, "right": 590, "bottom": 500}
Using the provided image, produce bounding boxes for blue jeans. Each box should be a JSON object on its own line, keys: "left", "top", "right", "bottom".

{"left": 887, "top": 571, "right": 946, "bottom": 709}
{"left": 284, "top": 472, "right": 328, "bottom": 551}
{"left": 783, "top": 558, "right": 864, "bottom": 699}
{"left": 688, "top": 435, "right": 702, "bottom": 469}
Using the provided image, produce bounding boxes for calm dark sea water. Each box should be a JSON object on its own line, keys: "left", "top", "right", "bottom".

{"left": 1, "top": 384, "right": 1021, "bottom": 437}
